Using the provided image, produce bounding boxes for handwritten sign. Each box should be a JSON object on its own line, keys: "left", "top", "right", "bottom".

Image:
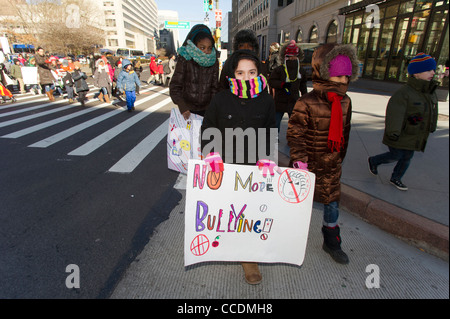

{"left": 184, "top": 160, "right": 316, "bottom": 267}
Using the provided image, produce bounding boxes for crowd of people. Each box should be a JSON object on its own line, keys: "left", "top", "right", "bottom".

{"left": 168, "top": 25, "right": 440, "bottom": 286}
{"left": 0, "top": 48, "right": 177, "bottom": 109}
{"left": 1, "top": 26, "right": 442, "bottom": 286}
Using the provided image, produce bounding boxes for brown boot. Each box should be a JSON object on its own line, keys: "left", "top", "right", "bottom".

{"left": 241, "top": 262, "right": 262, "bottom": 285}
{"left": 47, "top": 90, "right": 55, "bottom": 102}
{"left": 104, "top": 94, "right": 111, "bottom": 104}
{"left": 98, "top": 92, "right": 104, "bottom": 102}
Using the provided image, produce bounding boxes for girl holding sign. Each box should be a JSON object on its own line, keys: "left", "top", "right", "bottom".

{"left": 201, "top": 50, "right": 277, "bottom": 284}
{"left": 287, "top": 43, "right": 360, "bottom": 265}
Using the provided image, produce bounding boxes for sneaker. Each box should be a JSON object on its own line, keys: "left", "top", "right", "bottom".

{"left": 368, "top": 157, "right": 378, "bottom": 176}
{"left": 390, "top": 179, "right": 408, "bottom": 191}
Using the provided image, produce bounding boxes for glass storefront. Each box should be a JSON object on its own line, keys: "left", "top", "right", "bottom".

{"left": 340, "top": 0, "right": 449, "bottom": 87}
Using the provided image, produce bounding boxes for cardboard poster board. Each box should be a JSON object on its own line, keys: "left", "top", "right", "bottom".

{"left": 184, "top": 160, "right": 316, "bottom": 267}
{"left": 21, "top": 66, "right": 38, "bottom": 85}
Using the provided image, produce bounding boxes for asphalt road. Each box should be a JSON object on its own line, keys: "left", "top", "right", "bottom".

{"left": 0, "top": 69, "right": 182, "bottom": 298}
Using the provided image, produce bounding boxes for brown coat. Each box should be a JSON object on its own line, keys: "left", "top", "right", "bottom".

{"left": 169, "top": 55, "right": 219, "bottom": 114}
{"left": 286, "top": 43, "right": 358, "bottom": 204}
{"left": 35, "top": 53, "right": 55, "bottom": 85}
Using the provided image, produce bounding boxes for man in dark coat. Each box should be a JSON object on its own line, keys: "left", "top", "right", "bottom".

{"left": 35, "top": 47, "right": 56, "bottom": 101}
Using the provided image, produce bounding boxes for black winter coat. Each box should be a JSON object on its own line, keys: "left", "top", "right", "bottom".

{"left": 269, "top": 64, "right": 307, "bottom": 113}
{"left": 72, "top": 70, "right": 89, "bottom": 92}
{"left": 201, "top": 89, "right": 277, "bottom": 165}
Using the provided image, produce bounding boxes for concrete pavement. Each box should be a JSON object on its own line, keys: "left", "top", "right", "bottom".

{"left": 111, "top": 79, "right": 448, "bottom": 300}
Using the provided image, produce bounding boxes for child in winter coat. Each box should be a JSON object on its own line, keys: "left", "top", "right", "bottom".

{"left": 10, "top": 59, "right": 25, "bottom": 94}
{"left": 93, "top": 58, "right": 112, "bottom": 103}
{"left": 147, "top": 56, "right": 159, "bottom": 85}
{"left": 61, "top": 59, "right": 74, "bottom": 103}
{"left": 269, "top": 40, "right": 308, "bottom": 132}
{"left": 368, "top": 53, "right": 439, "bottom": 191}
{"left": 116, "top": 59, "right": 140, "bottom": 112}
{"left": 201, "top": 50, "right": 277, "bottom": 285}
{"left": 72, "top": 61, "right": 90, "bottom": 106}
{"left": 169, "top": 24, "right": 219, "bottom": 120}
{"left": 287, "top": 43, "right": 360, "bottom": 265}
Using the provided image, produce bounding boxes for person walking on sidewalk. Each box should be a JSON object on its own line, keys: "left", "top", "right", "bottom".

{"left": 116, "top": 59, "right": 140, "bottom": 112}
{"left": 287, "top": 43, "right": 360, "bottom": 265}
{"left": 269, "top": 40, "right": 308, "bottom": 133}
{"left": 169, "top": 24, "right": 219, "bottom": 120}
{"left": 368, "top": 53, "right": 439, "bottom": 191}
{"left": 201, "top": 50, "right": 276, "bottom": 285}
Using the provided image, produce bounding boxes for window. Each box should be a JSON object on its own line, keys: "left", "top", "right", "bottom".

{"left": 326, "top": 20, "right": 338, "bottom": 43}
{"left": 296, "top": 27, "right": 303, "bottom": 43}
{"left": 309, "top": 25, "right": 318, "bottom": 43}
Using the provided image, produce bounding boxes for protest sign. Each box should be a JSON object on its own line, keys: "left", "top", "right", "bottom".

{"left": 21, "top": 67, "right": 38, "bottom": 85}
{"left": 184, "top": 160, "right": 316, "bottom": 267}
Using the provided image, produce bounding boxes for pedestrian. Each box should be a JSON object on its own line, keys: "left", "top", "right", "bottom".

{"left": 93, "top": 58, "right": 112, "bottom": 104}
{"left": 269, "top": 40, "right": 307, "bottom": 133}
{"left": 35, "top": 47, "right": 56, "bottom": 101}
{"left": 10, "top": 59, "right": 26, "bottom": 94}
{"left": 116, "top": 59, "right": 140, "bottom": 112}
{"left": 0, "top": 62, "right": 15, "bottom": 94}
{"left": 169, "top": 24, "right": 219, "bottom": 120}
{"left": 368, "top": 53, "right": 439, "bottom": 191}
{"left": 61, "top": 60, "right": 75, "bottom": 103}
{"left": 72, "top": 61, "right": 90, "bottom": 106}
{"left": 26, "top": 56, "right": 42, "bottom": 95}
{"left": 162, "top": 54, "right": 176, "bottom": 87}
{"left": 49, "top": 56, "right": 65, "bottom": 97}
{"left": 17, "top": 53, "right": 26, "bottom": 66}
{"left": 201, "top": 49, "right": 276, "bottom": 285}
{"left": 147, "top": 56, "right": 159, "bottom": 84}
{"left": 132, "top": 59, "right": 143, "bottom": 94}
{"left": 219, "top": 29, "right": 259, "bottom": 90}
{"left": 286, "top": 43, "right": 360, "bottom": 265}
{"left": 157, "top": 59, "right": 164, "bottom": 85}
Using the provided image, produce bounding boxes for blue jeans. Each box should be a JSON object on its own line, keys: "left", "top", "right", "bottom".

{"left": 125, "top": 91, "right": 136, "bottom": 110}
{"left": 275, "top": 111, "right": 291, "bottom": 133}
{"left": 371, "top": 146, "right": 414, "bottom": 181}
{"left": 323, "top": 201, "right": 339, "bottom": 227}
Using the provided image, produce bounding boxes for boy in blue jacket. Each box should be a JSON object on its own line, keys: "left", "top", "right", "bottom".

{"left": 117, "top": 59, "right": 140, "bottom": 112}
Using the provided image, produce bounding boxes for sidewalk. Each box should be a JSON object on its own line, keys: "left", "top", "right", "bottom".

{"left": 277, "top": 79, "right": 449, "bottom": 260}
{"left": 111, "top": 79, "right": 449, "bottom": 299}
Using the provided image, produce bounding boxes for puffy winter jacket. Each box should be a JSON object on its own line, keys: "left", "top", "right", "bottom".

{"left": 382, "top": 76, "right": 438, "bottom": 152}
{"left": 169, "top": 54, "right": 219, "bottom": 115}
{"left": 287, "top": 43, "right": 359, "bottom": 204}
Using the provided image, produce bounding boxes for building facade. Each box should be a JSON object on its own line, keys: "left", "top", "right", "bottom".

{"left": 340, "top": 0, "right": 449, "bottom": 84}
{"left": 99, "top": 0, "right": 158, "bottom": 53}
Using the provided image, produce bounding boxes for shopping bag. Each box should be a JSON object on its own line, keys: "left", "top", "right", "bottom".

{"left": 167, "top": 108, "right": 203, "bottom": 174}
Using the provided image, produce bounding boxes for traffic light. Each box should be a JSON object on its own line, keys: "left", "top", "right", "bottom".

{"left": 208, "top": 0, "right": 213, "bottom": 10}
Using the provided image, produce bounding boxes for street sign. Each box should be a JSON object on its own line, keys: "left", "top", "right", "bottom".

{"left": 164, "top": 21, "right": 191, "bottom": 29}
{"left": 215, "top": 9, "right": 222, "bottom": 21}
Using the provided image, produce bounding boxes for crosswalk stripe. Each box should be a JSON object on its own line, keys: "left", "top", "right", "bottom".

{"left": 28, "top": 87, "right": 167, "bottom": 148}
{"left": 108, "top": 118, "right": 169, "bottom": 173}
{"left": 68, "top": 89, "right": 171, "bottom": 156}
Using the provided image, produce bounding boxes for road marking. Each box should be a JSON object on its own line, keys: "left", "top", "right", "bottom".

{"left": 28, "top": 87, "right": 165, "bottom": 147}
{"left": 68, "top": 89, "right": 170, "bottom": 156}
{"left": 108, "top": 118, "right": 169, "bottom": 173}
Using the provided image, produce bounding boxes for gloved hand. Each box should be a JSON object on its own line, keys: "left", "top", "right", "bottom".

{"left": 281, "top": 82, "right": 292, "bottom": 90}
{"left": 293, "top": 161, "right": 308, "bottom": 171}
{"left": 257, "top": 159, "right": 281, "bottom": 177}
{"left": 204, "top": 152, "right": 224, "bottom": 172}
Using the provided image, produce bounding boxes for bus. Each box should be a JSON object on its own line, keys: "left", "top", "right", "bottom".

{"left": 115, "top": 48, "right": 145, "bottom": 60}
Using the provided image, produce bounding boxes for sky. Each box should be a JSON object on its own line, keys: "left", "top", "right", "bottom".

{"left": 154, "top": 0, "right": 232, "bottom": 42}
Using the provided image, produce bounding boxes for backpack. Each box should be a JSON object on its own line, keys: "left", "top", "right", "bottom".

{"left": 163, "top": 61, "right": 171, "bottom": 75}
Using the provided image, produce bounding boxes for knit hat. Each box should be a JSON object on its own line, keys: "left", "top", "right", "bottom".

{"left": 285, "top": 40, "right": 299, "bottom": 56}
{"left": 407, "top": 53, "right": 436, "bottom": 74}
{"left": 329, "top": 54, "right": 353, "bottom": 77}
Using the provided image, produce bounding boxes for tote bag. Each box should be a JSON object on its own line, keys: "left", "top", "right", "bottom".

{"left": 167, "top": 108, "right": 203, "bottom": 174}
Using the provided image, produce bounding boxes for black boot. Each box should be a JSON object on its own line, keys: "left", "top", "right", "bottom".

{"left": 322, "top": 225, "right": 349, "bottom": 264}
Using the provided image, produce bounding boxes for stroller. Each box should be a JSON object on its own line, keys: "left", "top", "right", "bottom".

{"left": 0, "top": 83, "right": 16, "bottom": 104}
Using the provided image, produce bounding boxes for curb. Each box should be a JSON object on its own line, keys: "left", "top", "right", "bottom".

{"left": 278, "top": 151, "right": 449, "bottom": 261}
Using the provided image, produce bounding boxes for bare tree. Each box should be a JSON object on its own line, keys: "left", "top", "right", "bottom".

{"left": 8, "top": 0, "right": 105, "bottom": 55}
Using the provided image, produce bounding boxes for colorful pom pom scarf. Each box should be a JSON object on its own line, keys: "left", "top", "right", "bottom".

{"left": 227, "top": 74, "right": 267, "bottom": 99}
